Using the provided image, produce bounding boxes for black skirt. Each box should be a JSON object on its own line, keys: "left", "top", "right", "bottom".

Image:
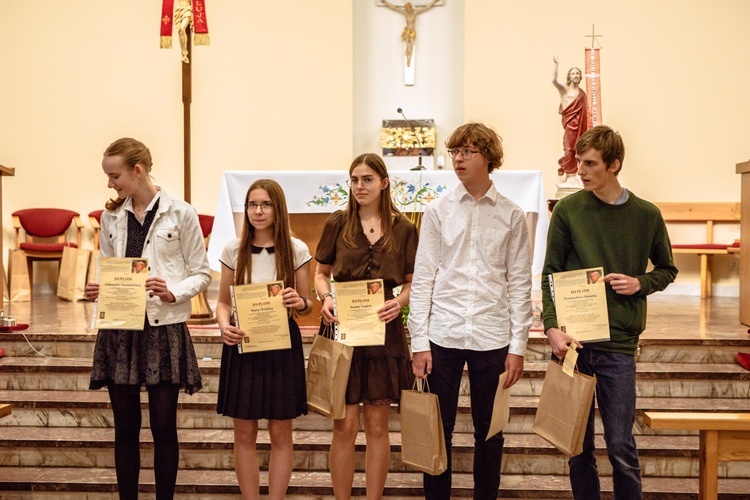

{"left": 216, "top": 317, "right": 307, "bottom": 420}
{"left": 89, "top": 320, "right": 203, "bottom": 395}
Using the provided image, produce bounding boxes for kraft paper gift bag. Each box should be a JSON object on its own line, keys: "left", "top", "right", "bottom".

{"left": 486, "top": 371, "right": 511, "bottom": 440}
{"left": 56, "top": 246, "right": 91, "bottom": 301}
{"left": 8, "top": 249, "right": 31, "bottom": 302}
{"left": 532, "top": 359, "right": 596, "bottom": 457}
{"left": 400, "top": 378, "right": 448, "bottom": 476}
{"left": 306, "top": 324, "right": 354, "bottom": 420}
{"left": 87, "top": 249, "right": 100, "bottom": 286}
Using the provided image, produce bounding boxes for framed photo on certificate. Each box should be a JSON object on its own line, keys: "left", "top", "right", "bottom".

{"left": 333, "top": 279, "right": 385, "bottom": 347}
{"left": 550, "top": 267, "right": 610, "bottom": 343}
{"left": 231, "top": 281, "right": 291, "bottom": 354}
{"left": 92, "top": 257, "right": 148, "bottom": 330}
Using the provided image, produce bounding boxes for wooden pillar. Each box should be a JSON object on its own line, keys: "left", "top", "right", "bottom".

{"left": 736, "top": 160, "right": 750, "bottom": 325}
{"left": 0, "top": 164, "right": 16, "bottom": 302}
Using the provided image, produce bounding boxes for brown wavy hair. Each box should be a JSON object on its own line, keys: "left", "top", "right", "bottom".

{"left": 234, "top": 180, "right": 296, "bottom": 306}
{"left": 445, "top": 123, "right": 504, "bottom": 172}
{"left": 102, "top": 138, "right": 154, "bottom": 211}
{"left": 342, "top": 154, "right": 401, "bottom": 252}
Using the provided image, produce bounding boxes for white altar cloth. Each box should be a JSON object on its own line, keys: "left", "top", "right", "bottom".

{"left": 208, "top": 170, "right": 548, "bottom": 275}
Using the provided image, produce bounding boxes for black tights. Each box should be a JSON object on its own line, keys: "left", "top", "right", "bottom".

{"left": 108, "top": 383, "right": 181, "bottom": 500}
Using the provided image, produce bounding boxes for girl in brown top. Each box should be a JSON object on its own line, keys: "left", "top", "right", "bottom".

{"left": 315, "top": 153, "right": 418, "bottom": 499}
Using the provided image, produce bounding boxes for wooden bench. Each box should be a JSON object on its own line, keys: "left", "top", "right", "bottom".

{"left": 655, "top": 202, "right": 741, "bottom": 298}
{"left": 644, "top": 411, "right": 750, "bottom": 499}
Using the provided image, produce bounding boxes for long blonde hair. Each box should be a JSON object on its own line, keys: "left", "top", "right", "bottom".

{"left": 342, "top": 153, "right": 401, "bottom": 252}
{"left": 102, "top": 138, "right": 154, "bottom": 211}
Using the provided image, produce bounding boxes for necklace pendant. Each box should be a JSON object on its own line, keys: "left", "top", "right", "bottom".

{"left": 370, "top": 227, "right": 375, "bottom": 233}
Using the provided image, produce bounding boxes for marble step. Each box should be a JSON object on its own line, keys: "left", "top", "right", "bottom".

{"left": 2, "top": 389, "right": 750, "bottom": 437}
{"left": 3, "top": 328, "right": 750, "bottom": 364}
{"left": 1, "top": 467, "right": 749, "bottom": 498}
{"left": 3, "top": 426, "right": 747, "bottom": 479}
{"left": 2, "top": 356, "right": 749, "bottom": 399}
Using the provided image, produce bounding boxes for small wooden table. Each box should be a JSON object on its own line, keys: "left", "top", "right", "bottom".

{"left": 644, "top": 412, "right": 750, "bottom": 500}
{"left": 0, "top": 404, "right": 11, "bottom": 419}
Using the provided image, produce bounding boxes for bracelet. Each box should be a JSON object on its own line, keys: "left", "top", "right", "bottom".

{"left": 297, "top": 298, "right": 310, "bottom": 312}
{"left": 318, "top": 291, "right": 334, "bottom": 302}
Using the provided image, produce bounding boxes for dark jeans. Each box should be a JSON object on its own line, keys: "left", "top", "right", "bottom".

{"left": 566, "top": 348, "right": 642, "bottom": 500}
{"left": 423, "top": 341, "right": 509, "bottom": 500}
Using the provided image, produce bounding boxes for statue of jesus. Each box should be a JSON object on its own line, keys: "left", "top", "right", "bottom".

{"left": 381, "top": 0, "right": 440, "bottom": 67}
{"left": 553, "top": 56, "right": 588, "bottom": 181}
{"left": 174, "top": 0, "right": 193, "bottom": 64}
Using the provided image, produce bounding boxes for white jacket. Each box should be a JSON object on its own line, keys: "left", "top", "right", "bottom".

{"left": 100, "top": 189, "right": 211, "bottom": 326}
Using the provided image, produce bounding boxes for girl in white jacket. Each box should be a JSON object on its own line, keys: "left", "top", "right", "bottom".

{"left": 86, "top": 137, "right": 211, "bottom": 499}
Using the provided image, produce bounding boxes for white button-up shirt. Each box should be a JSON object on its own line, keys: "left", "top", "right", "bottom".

{"left": 408, "top": 182, "right": 532, "bottom": 356}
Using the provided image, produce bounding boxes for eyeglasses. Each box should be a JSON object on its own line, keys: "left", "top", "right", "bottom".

{"left": 447, "top": 148, "right": 481, "bottom": 159}
{"left": 246, "top": 201, "right": 274, "bottom": 212}
{"left": 346, "top": 176, "right": 379, "bottom": 188}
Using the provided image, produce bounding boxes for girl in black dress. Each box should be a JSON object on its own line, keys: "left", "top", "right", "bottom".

{"left": 216, "top": 179, "right": 312, "bottom": 499}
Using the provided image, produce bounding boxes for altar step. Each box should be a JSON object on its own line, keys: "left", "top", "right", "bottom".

{"left": 2, "top": 356, "right": 749, "bottom": 399}
{"left": 3, "top": 328, "right": 750, "bottom": 365}
{"left": 3, "top": 425, "right": 750, "bottom": 479}
{"left": 2, "top": 466, "right": 750, "bottom": 499}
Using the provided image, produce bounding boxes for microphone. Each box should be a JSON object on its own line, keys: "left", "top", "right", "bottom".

{"left": 397, "top": 107, "right": 426, "bottom": 170}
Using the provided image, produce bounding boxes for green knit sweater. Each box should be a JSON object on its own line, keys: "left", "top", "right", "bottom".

{"left": 541, "top": 190, "right": 678, "bottom": 355}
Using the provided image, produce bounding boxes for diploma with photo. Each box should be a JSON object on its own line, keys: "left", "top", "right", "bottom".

{"left": 231, "top": 281, "right": 291, "bottom": 354}
{"left": 92, "top": 257, "right": 149, "bottom": 330}
{"left": 550, "top": 267, "right": 610, "bottom": 343}
{"left": 333, "top": 279, "right": 385, "bottom": 347}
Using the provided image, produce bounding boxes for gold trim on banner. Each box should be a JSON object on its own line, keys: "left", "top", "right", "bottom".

{"left": 160, "top": 36, "right": 173, "bottom": 49}
{"left": 194, "top": 33, "right": 210, "bottom": 46}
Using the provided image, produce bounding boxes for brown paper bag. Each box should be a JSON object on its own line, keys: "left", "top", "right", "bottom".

{"left": 400, "top": 378, "right": 448, "bottom": 475}
{"left": 8, "top": 249, "right": 31, "bottom": 302}
{"left": 532, "top": 360, "right": 596, "bottom": 457}
{"left": 56, "top": 246, "right": 91, "bottom": 301}
{"left": 87, "top": 249, "right": 100, "bottom": 285}
{"left": 306, "top": 325, "right": 354, "bottom": 419}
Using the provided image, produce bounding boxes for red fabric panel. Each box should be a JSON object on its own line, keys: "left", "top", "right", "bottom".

{"left": 13, "top": 208, "right": 79, "bottom": 238}
{"left": 89, "top": 210, "right": 103, "bottom": 223}
{"left": 19, "top": 242, "right": 77, "bottom": 252}
{"left": 672, "top": 244, "right": 729, "bottom": 250}
{"left": 198, "top": 214, "right": 214, "bottom": 239}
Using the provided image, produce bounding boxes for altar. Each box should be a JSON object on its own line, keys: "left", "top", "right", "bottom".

{"left": 208, "top": 170, "right": 548, "bottom": 276}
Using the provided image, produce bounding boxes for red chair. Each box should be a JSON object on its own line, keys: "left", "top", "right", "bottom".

{"left": 12, "top": 208, "right": 83, "bottom": 289}
{"left": 190, "top": 214, "right": 215, "bottom": 324}
{"left": 89, "top": 210, "right": 104, "bottom": 249}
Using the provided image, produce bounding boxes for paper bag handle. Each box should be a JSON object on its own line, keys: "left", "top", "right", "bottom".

{"left": 412, "top": 377, "right": 431, "bottom": 394}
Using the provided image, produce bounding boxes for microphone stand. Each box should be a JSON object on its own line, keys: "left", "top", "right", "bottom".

{"left": 397, "top": 108, "right": 426, "bottom": 170}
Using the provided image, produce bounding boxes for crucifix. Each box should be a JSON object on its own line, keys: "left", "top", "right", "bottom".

{"left": 379, "top": 0, "right": 442, "bottom": 86}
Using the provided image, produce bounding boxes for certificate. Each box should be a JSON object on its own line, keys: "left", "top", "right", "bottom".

{"left": 550, "top": 267, "right": 610, "bottom": 343}
{"left": 92, "top": 257, "right": 148, "bottom": 330}
{"left": 231, "top": 281, "right": 291, "bottom": 354}
{"left": 333, "top": 279, "right": 385, "bottom": 347}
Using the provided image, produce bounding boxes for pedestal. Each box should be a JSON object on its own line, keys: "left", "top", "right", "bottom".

{"left": 736, "top": 160, "right": 750, "bottom": 325}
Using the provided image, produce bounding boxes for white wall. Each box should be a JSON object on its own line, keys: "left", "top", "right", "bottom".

{"left": 353, "top": 0, "right": 464, "bottom": 163}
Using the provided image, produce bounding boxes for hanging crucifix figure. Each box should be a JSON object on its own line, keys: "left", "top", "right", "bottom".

{"left": 380, "top": 0, "right": 441, "bottom": 85}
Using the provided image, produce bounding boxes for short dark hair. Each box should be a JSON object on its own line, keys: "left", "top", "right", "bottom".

{"left": 575, "top": 125, "right": 625, "bottom": 173}
{"left": 445, "top": 123, "right": 504, "bottom": 172}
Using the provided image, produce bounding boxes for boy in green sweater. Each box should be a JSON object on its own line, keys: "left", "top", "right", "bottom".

{"left": 541, "top": 125, "right": 677, "bottom": 500}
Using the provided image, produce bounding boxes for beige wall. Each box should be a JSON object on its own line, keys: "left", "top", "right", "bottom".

{"left": 1, "top": 1, "right": 747, "bottom": 294}
{"left": 0, "top": 0, "right": 353, "bottom": 284}
{"left": 465, "top": 0, "right": 748, "bottom": 293}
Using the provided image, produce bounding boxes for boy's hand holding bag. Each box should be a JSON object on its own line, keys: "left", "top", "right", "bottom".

{"left": 532, "top": 358, "right": 596, "bottom": 457}
{"left": 400, "top": 377, "right": 448, "bottom": 475}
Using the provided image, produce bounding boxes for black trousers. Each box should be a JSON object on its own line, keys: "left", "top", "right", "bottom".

{"left": 423, "top": 342, "right": 509, "bottom": 500}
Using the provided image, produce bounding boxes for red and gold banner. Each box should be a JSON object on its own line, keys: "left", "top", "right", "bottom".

{"left": 160, "top": 0, "right": 175, "bottom": 49}
{"left": 193, "top": 0, "right": 210, "bottom": 46}
{"left": 159, "top": 0, "right": 210, "bottom": 50}
{"left": 585, "top": 48, "right": 602, "bottom": 128}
